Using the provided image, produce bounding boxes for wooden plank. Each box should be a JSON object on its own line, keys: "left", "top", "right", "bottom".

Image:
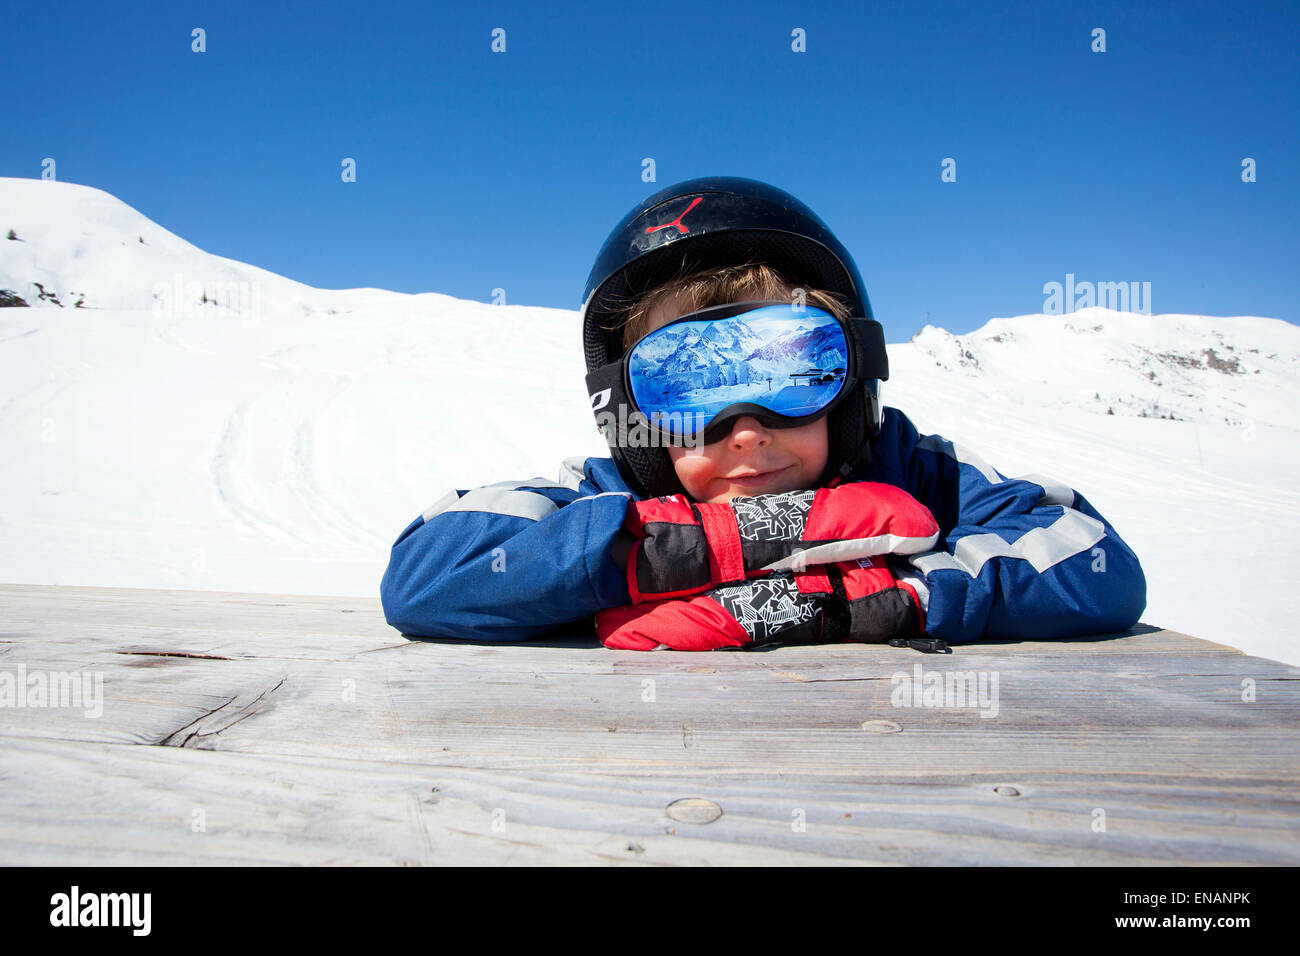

{"left": 1, "top": 583, "right": 1298, "bottom": 865}
{"left": 2, "top": 736, "right": 1295, "bottom": 866}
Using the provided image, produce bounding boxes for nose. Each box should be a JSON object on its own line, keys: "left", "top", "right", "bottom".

{"left": 728, "top": 416, "right": 771, "bottom": 449}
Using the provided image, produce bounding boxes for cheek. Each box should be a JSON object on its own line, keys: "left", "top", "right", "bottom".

{"left": 785, "top": 420, "right": 830, "bottom": 476}
{"left": 668, "top": 445, "right": 718, "bottom": 497}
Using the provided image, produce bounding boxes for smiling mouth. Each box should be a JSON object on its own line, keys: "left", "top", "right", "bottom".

{"left": 725, "top": 465, "right": 790, "bottom": 484}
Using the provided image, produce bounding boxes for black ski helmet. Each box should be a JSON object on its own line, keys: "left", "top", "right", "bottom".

{"left": 580, "top": 175, "right": 888, "bottom": 499}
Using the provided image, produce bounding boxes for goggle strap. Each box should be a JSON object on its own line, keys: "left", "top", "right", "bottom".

{"left": 847, "top": 317, "right": 889, "bottom": 381}
{"left": 586, "top": 362, "right": 625, "bottom": 407}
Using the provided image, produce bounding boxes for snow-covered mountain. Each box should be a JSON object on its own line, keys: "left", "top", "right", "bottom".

{"left": 2, "top": 176, "right": 1297, "bottom": 666}
{"left": 906, "top": 314, "right": 1296, "bottom": 431}
{"left": 635, "top": 317, "right": 848, "bottom": 395}
{"left": 0, "top": 175, "right": 462, "bottom": 318}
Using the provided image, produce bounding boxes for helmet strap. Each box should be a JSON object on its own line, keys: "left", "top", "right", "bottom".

{"left": 825, "top": 382, "right": 879, "bottom": 488}
{"left": 828, "top": 440, "right": 874, "bottom": 488}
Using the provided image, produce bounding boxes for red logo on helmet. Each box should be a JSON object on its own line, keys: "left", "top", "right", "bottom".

{"left": 645, "top": 196, "right": 703, "bottom": 235}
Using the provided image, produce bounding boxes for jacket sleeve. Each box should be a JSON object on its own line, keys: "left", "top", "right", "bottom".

{"left": 380, "top": 456, "right": 634, "bottom": 641}
{"left": 874, "top": 409, "right": 1147, "bottom": 644}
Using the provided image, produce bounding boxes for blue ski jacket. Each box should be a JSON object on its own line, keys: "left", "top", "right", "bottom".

{"left": 380, "top": 406, "right": 1147, "bottom": 645}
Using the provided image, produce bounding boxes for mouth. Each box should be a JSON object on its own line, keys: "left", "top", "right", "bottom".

{"left": 724, "top": 465, "right": 791, "bottom": 488}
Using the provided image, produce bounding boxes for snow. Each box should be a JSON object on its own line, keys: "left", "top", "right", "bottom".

{"left": 2, "top": 176, "right": 1297, "bottom": 666}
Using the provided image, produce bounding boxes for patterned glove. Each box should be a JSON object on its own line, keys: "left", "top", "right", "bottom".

{"left": 621, "top": 482, "right": 940, "bottom": 604}
{"left": 596, "top": 555, "right": 927, "bottom": 651}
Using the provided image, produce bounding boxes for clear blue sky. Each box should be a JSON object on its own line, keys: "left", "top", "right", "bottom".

{"left": 4, "top": 0, "right": 1297, "bottom": 339}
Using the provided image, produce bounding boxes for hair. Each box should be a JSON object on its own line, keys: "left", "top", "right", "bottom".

{"left": 616, "top": 261, "right": 851, "bottom": 354}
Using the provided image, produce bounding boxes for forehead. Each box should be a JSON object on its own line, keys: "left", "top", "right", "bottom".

{"left": 645, "top": 282, "right": 795, "bottom": 333}
{"left": 644, "top": 292, "right": 693, "bottom": 333}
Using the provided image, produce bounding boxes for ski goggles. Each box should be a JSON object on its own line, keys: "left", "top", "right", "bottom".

{"left": 586, "top": 300, "right": 889, "bottom": 447}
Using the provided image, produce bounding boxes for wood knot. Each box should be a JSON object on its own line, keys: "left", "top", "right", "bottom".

{"left": 860, "top": 719, "right": 902, "bottom": 734}
{"left": 665, "top": 798, "right": 723, "bottom": 824}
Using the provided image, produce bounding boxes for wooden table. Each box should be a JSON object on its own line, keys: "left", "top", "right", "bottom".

{"left": 1, "top": 583, "right": 1296, "bottom": 865}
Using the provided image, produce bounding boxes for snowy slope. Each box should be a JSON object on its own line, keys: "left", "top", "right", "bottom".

{"left": 905, "top": 313, "right": 1298, "bottom": 430}
{"left": 2, "top": 176, "right": 1297, "bottom": 666}
{"left": 886, "top": 323, "right": 1300, "bottom": 669}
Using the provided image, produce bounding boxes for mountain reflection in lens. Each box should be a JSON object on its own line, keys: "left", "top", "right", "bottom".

{"left": 628, "top": 305, "right": 848, "bottom": 439}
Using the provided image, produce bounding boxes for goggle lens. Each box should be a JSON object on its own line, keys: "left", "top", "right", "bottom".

{"left": 626, "top": 304, "right": 849, "bottom": 440}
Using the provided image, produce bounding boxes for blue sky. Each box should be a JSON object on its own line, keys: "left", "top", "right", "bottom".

{"left": 4, "top": 0, "right": 1297, "bottom": 340}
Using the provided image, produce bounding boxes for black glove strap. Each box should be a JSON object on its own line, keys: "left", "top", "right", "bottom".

{"left": 889, "top": 636, "right": 952, "bottom": 654}
{"left": 820, "top": 565, "right": 852, "bottom": 643}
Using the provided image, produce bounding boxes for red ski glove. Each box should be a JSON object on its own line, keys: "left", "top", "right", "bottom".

{"left": 597, "top": 555, "right": 928, "bottom": 651}
{"left": 620, "top": 482, "right": 939, "bottom": 604}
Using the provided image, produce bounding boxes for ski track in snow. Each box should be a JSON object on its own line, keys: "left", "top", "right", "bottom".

{"left": 209, "top": 397, "right": 304, "bottom": 546}
{"left": 285, "top": 372, "right": 386, "bottom": 551}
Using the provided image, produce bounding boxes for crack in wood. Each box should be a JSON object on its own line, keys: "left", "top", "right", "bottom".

{"left": 117, "top": 650, "right": 236, "bottom": 661}
{"left": 442, "top": 826, "right": 546, "bottom": 850}
{"left": 356, "top": 642, "right": 418, "bottom": 655}
{"left": 588, "top": 850, "right": 672, "bottom": 866}
{"left": 157, "top": 677, "right": 286, "bottom": 748}
{"left": 798, "top": 676, "right": 893, "bottom": 683}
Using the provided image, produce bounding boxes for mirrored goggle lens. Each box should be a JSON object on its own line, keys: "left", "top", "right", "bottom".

{"left": 627, "top": 304, "right": 849, "bottom": 438}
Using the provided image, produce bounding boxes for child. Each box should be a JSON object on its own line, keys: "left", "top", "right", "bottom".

{"left": 381, "top": 176, "right": 1147, "bottom": 651}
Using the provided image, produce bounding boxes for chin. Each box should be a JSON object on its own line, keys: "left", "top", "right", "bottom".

{"left": 718, "top": 481, "right": 797, "bottom": 502}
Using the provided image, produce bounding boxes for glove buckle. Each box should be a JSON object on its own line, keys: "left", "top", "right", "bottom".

{"left": 889, "top": 636, "right": 951, "bottom": 654}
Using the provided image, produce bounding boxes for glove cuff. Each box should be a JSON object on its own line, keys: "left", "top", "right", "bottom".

{"left": 893, "top": 578, "right": 926, "bottom": 635}
{"left": 836, "top": 558, "right": 925, "bottom": 641}
{"left": 693, "top": 501, "right": 747, "bottom": 584}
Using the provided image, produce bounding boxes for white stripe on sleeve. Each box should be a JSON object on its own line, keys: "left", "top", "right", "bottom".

{"left": 911, "top": 507, "right": 1106, "bottom": 579}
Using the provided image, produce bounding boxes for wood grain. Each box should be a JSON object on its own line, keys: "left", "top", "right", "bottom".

{"left": 1, "top": 583, "right": 1297, "bottom": 865}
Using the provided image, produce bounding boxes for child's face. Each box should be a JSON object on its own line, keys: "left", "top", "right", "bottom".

{"left": 643, "top": 293, "right": 830, "bottom": 503}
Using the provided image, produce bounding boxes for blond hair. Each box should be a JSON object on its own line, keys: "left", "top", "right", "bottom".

{"left": 617, "top": 262, "right": 851, "bottom": 354}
